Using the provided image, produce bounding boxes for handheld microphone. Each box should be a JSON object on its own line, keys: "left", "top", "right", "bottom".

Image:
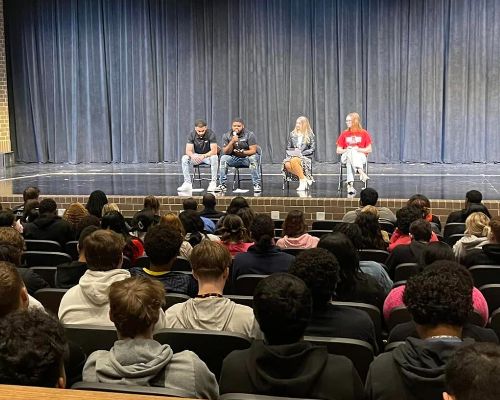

{"left": 232, "top": 131, "right": 238, "bottom": 136}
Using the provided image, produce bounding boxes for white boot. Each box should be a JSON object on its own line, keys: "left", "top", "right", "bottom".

{"left": 297, "top": 179, "right": 307, "bottom": 191}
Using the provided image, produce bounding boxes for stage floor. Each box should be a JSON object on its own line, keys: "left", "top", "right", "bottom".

{"left": 0, "top": 162, "right": 498, "bottom": 200}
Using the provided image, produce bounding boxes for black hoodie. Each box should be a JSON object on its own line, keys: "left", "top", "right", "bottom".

{"left": 23, "top": 213, "right": 74, "bottom": 246}
{"left": 219, "top": 340, "right": 364, "bottom": 400}
{"left": 462, "top": 243, "right": 500, "bottom": 268}
{"left": 365, "top": 337, "right": 472, "bottom": 400}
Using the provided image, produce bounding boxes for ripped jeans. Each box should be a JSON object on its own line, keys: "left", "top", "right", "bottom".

{"left": 341, "top": 148, "right": 367, "bottom": 183}
{"left": 219, "top": 154, "right": 261, "bottom": 186}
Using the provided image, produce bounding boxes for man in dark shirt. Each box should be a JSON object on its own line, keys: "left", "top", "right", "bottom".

{"left": 216, "top": 117, "right": 261, "bottom": 193}
{"left": 198, "top": 193, "right": 225, "bottom": 220}
{"left": 177, "top": 119, "right": 219, "bottom": 192}
{"left": 129, "top": 225, "right": 197, "bottom": 297}
{"left": 446, "top": 190, "right": 491, "bottom": 224}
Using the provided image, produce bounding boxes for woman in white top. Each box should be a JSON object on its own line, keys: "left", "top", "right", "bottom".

{"left": 453, "top": 212, "right": 490, "bottom": 263}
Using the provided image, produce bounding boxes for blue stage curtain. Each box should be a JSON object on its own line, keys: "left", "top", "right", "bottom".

{"left": 5, "top": 0, "right": 500, "bottom": 163}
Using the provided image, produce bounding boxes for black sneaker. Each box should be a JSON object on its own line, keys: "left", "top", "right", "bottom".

{"left": 253, "top": 184, "right": 262, "bottom": 193}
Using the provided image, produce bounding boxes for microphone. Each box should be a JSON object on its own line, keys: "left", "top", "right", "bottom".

{"left": 232, "top": 131, "right": 238, "bottom": 136}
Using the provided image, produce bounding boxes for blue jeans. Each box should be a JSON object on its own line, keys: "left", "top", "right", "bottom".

{"left": 181, "top": 154, "right": 218, "bottom": 184}
{"left": 219, "top": 154, "right": 261, "bottom": 186}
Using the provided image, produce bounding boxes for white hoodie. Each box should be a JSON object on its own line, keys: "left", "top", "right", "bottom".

{"left": 58, "top": 269, "right": 131, "bottom": 326}
{"left": 165, "top": 297, "right": 262, "bottom": 339}
{"left": 453, "top": 235, "right": 490, "bottom": 262}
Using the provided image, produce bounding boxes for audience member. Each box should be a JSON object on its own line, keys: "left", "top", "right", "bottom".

{"left": 360, "top": 205, "right": 391, "bottom": 242}
{"left": 55, "top": 225, "right": 99, "bottom": 289}
{"left": 453, "top": 211, "right": 490, "bottom": 263}
{"left": 143, "top": 194, "right": 161, "bottom": 216}
{"left": 386, "top": 219, "right": 433, "bottom": 278}
{"left": 131, "top": 208, "right": 158, "bottom": 241}
{"left": 82, "top": 276, "right": 218, "bottom": 399}
{"left": 160, "top": 212, "right": 193, "bottom": 259}
{"left": 0, "top": 309, "right": 67, "bottom": 388}
{"left": 219, "top": 273, "right": 364, "bottom": 399}
{"left": 318, "top": 232, "right": 386, "bottom": 309}
{"left": 130, "top": 225, "right": 197, "bottom": 297}
{"left": 199, "top": 193, "right": 224, "bottom": 220}
{"left": 276, "top": 210, "right": 319, "bottom": 249}
{"left": 444, "top": 342, "right": 500, "bottom": 400}
{"left": 0, "top": 261, "right": 29, "bottom": 316}
{"left": 407, "top": 193, "right": 442, "bottom": 232}
{"left": 232, "top": 214, "right": 295, "bottom": 282}
{"left": 22, "top": 199, "right": 40, "bottom": 223}
{"left": 0, "top": 209, "right": 23, "bottom": 233}
{"left": 0, "top": 227, "right": 49, "bottom": 295}
{"left": 462, "top": 215, "right": 500, "bottom": 267}
{"left": 219, "top": 214, "right": 253, "bottom": 257}
{"left": 179, "top": 209, "right": 220, "bottom": 246}
{"left": 355, "top": 211, "right": 388, "bottom": 250}
{"left": 366, "top": 262, "right": 476, "bottom": 400}
{"left": 389, "top": 205, "right": 438, "bottom": 251}
{"left": 85, "top": 189, "right": 108, "bottom": 219}
{"left": 58, "top": 230, "right": 132, "bottom": 325}
{"left": 217, "top": 196, "right": 250, "bottom": 228}
{"left": 236, "top": 206, "right": 255, "bottom": 232}
{"left": 289, "top": 248, "right": 378, "bottom": 352}
{"left": 182, "top": 197, "right": 215, "bottom": 233}
{"left": 101, "top": 210, "right": 144, "bottom": 263}
{"left": 446, "top": 189, "right": 491, "bottom": 224}
{"left": 62, "top": 202, "right": 89, "bottom": 237}
{"left": 342, "top": 187, "right": 396, "bottom": 223}
{"left": 12, "top": 186, "right": 40, "bottom": 221}
{"left": 23, "top": 198, "right": 73, "bottom": 246}
{"left": 165, "top": 240, "right": 260, "bottom": 338}
{"left": 101, "top": 202, "right": 121, "bottom": 217}
{"left": 74, "top": 214, "right": 100, "bottom": 240}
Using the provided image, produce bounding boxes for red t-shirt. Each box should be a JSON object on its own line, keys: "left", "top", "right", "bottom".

{"left": 336, "top": 129, "right": 372, "bottom": 148}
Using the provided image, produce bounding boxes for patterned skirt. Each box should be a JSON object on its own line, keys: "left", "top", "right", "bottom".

{"left": 281, "top": 155, "right": 313, "bottom": 182}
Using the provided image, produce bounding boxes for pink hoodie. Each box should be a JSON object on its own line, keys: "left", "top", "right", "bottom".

{"left": 276, "top": 233, "right": 319, "bottom": 249}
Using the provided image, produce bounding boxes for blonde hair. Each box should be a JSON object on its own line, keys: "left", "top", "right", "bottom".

{"left": 160, "top": 212, "right": 186, "bottom": 236}
{"left": 465, "top": 212, "right": 490, "bottom": 237}
{"left": 63, "top": 203, "right": 89, "bottom": 227}
{"left": 292, "top": 116, "right": 314, "bottom": 144}
{"left": 347, "top": 112, "right": 363, "bottom": 131}
{"left": 361, "top": 205, "right": 379, "bottom": 218}
{"left": 102, "top": 203, "right": 120, "bottom": 217}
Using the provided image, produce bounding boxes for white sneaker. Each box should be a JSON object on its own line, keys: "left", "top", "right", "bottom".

{"left": 253, "top": 184, "right": 262, "bottom": 193}
{"left": 306, "top": 178, "right": 314, "bottom": 187}
{"left": 177, "top": 182, "right": 192, "bottom": 192}
{"left": 207, "top": 181, "right": 217, "bottom": 192}
{"left": 297, "top": 179, "right": 307, "bottom": 191}
{"left": 347, "top": 182, "right": 356, "bottom": 195}
{"left": 359, "top": 170, "right": 370, "bottom": 183}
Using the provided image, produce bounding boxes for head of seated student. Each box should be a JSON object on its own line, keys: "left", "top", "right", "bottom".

{"left": 76, "top": 225, "right": 100, "bottom": 261}
{"left": 160, "top": 212, "right": 186, "bottom": 236}
{"left": 22, "top": 186, "right": 40, "bottom": 204}
{"left": 101, "top": 203, "right": 120, "bottom": 217}
{"left": 444, "top": 342, "right": 500, "bottom": 400}
{"left": 226, "top": 196, "right": 249, "bottom": 215}
{"left": 236, "top": 206, "right": 255, "bottom": 232}
{"left": 202, "top": 193, "right": 218, "bottom": 211}
{"left": 289, "top": 248, "right": 339, "bottom": 311}
{"left": 250, "top": 214, "right": 275, "bottom": 251}
{"left": 359, "top": 187, "right": 379, "bottom": 207}
{"left": 0, "top": 309, "right": 67, "bottom": 388}
{"left": 84, "top": 230, "right": 125, "bottom": 271}
{"left": 23, "top": 199, "right": 40, "bottom": 223}
{"left": 418, "top": 241, "right": 454, "bottom": 270}
{"left": 487, "top": 216, "right": 500, "bottom": 244}
{"left": 0, "top": 261, "right": 29, "bottom": 317}
{"left": 109, "top": 276, "right": 165, "bottom": 340}
{"left": 85, "top": 190, "right": 108, "bottom": 219}
{"left": 407, "top": 194, "right": 433, "bottom": 220}
{"left": 182, "top": 197, "right": 198, "bottom": 211}
{"left": 396, "top": 206, "right": 423, "bottom": 235}
{"left": 403, "top": 260, "right": 473, "bottom": 340}
{"left": 465, "top": 190, "right": 482, "bottom": 206}
{"left": 132, "top": 209, "right": 156, "bottom": 234}
{"left": 62, "top": 202, "right": 89, "bottom": 230}
{"left": 409, "top": 219, "right": 432, "bottom": 243}
{"left": 464, "top": 212, "right": 490, "bottom": 237}
{"left": 0, "top": 210, "right": 15, "bottom": 228}
{"left": 282, "top": 210, "right": 308, "bottom": 238}
{"left": 0, "top": 227, "right": 25, "bottom": 266}
{"left": 355, "top": 211, "right": 387, "bottom": 250}
{"left": 143, "top": 195, "right": 160, "bottom": 215}
{"left": 75, "top": 215, "right": 101, "bottom": 239}
{"left": 253, "top": 273, "right": 312, "bottom": 345}
{"left": 179, "top": 210, "right": 206, "bottom": 246}
{"left": 144, "top": 225, "right": 183, "bottom": 272}
{"left": 317, "top": 232, "right": 362, "bottom": 295}
{"left": 101, "top": 210, "right": 130, "bottom": 237}
{"left": 220, "top": 214, "right": 249, "bottom": 244}
{"left": 38, "top": 198, "right": 58, "bottom": 217}
{"left": 191, "top": 240, "right": 232, "bottom": 293}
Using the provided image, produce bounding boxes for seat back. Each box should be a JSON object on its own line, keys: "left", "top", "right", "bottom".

{"left": 64, "top": 241, "right": 79, "bottom": 260}
{"left": 23, "top": 251, "right": 72, "bottom": 267}
{"left": 490, "top": 308, "right": 500, "bottom": 339}
{"left": 311, "top": 220, "right": 343, "bottom": 230}
{"left": 469, "top": 265, "right": 500, "bottom": 287}
{"left": 387, "top": 306, "right": 412, "bottom": 331}
{"left": 25, "top": 239, "right": 63, "bottom": 252}
{"left": 281, "top": 248, "right": 304, "bottom": 257}
{"left": 134, "top": 255, "right": 151, "bottom": 269}
{"left": 172, "top": 257, "right": 192, "bottom": 271}
{"left": 121, "top": 255, "right": 132, "bottom": 269}
{"left": 384, "top": 341, "right": 405, "bottom": 352}
{"left": 378, "top": 219, "right": 395, "bottom": 234}
{"left": 304, "top": 336, "right": 374, "bottom": 381}
{"left": 443, "top": 223, "right": 466, "bottom": 238}
{"left": 394, "top": 263, "right": 420, "bottom": 282}
{"left": 64, "top": 325, "right": 118, "bottom": 358}
{"left": 33, "top": 288, "right": 68, "bottom": 315}
{"left": 226, "top": 294, "right": 254, "bottom": 308}
{"left": 479, "top": 284, "right": 500, "bottom": 314}
{"left": 308, "top": 230, "right": 331, "bottom": 238}
{"left": 446, "top": 233, "right": 465, "bottom": 246}
{"left": 153, "top": 328, "right": 252, "bottom": 378}
{"left": 30, "top": 266, "right": 56, "bottom": 288}
{"left": 234, "top": 274, "right": 268, "bottom": 295}
{"left": 331, "top": 301, "right": 382, "bottom": 342}
{"left": 273, "top": 220, "right": 285, "bottom": 229}
{"left": 358, "top": 249, "right": 390, "bottom": 264}
{"left": 164, "top": 293, "right": 190, "bottom": 310}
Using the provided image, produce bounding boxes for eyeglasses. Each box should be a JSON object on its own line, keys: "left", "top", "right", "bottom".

{"left": 345, "top": 120, "right": 352, "bottom": 123}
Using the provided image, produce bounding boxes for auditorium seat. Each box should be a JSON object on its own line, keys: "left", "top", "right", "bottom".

{"left": 443, "top": 222, "right": 466, "bottom": 238}
{"left": 172, "top": 257, "right": 191, "bottom": 272}
{"left": 64, "top": 240, "right": 79, "bottom": 260}
{"left": 378, "top": 219, "right": 395, "bottom": 234}
{"left": 394, "top": 263, "right": 419, "bottom": 282}
{"left": 164, "top": 293, "right": 190, "bottom": 310}
{"left": 22, "top": 251, "right": 72, "bottom": 267}
{"left": 332, "top": 301, "right": 382, "bottom": 343}
{"left": 64, "top": 324, "right": 117, "bottom": 358}
{"left": 358, "top": 249, "right": 389, "bottom": 264}
{"left": 33, "top": 288, "right": 67, "bottom": 315}
{"left": 30, "top": 266, "right": 56, "bottom": 287}
{"left": 311, "top": 220, "right": 343, "bottom": 230}
{"left": 469, "top": 265, "right": 500, "bottom": 287}
{"left": 72, "top": 381, "right": 183, "bottom": 397}
{"left": 225, "top": 294, "right": 253, "bottom": 308}
{"left": 134, "top": 255, "right": 151, "bottom": 269}
{"left": 446, "top": 233, "right": 465, "bottom": 246}
{"left": 383, "top": 341, "right": 405, "bottom": 352}
{"left": 387, "top": 306, "right": 412, "bottom": 331}
{"left": 308, "top": 230, "right": 331, "bottom": 238}
{"left": 303, "top": 336, "right": 374, "bottom": 381}
{"left": 154, "top": 328, "right": 252, "bottom": 378}
{"left": 479, "top": 284, "right": 500, "bottom": 314}
{"left": 489, "top": 308, "right": 500, "bottom": 339}
{"left": 281, "top": 248, "right": 304, "bottom": 257}
{"left": 234, "top": 274, "right": 268, "bottom": 295}
{"left": 25, "top": 239, "right": 62, "bottom": 252}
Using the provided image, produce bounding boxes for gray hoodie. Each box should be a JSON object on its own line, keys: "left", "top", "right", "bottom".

{"left": 83, "top": 338, "right": 219, "bottom": 400}
{"left": 453, "top": 235, "right": 489, "bottom": 262}
{"left": 165, "top": 297, "right": 262, "bottom": 339}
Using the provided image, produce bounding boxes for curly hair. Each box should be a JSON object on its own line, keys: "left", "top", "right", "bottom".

{"left": 253, "top": 273, "right": 312, "bottom": 345}
{"left": 144, "top": 225, "right": 183, "bottom": 267}
{"left": 0, "top": 309, "right": 67, "bottom": 387}
{"left": 109, "top": 276, "right": 165, "bottom": 338}
{"left": 282, "top": 210, "right": 308, "bottom": 237}
{"left": 396, "top": 206, "right": 423, "bottom": 234}
{"left": 220, "top": 214, "right": 250, "bottom": 244}
{"left": 403, "top": 260, "right": 473, "bottom": 327}
{"left": 289, "top": 248, "right": 339, "bottom": 310}
{"left": 354, "top": 212, "right": 388, "bottom": 250}
{"left": 62, "top": 202, "right": 89, "bottom": 228}
{"left": 465, "top": 212, "right": 490, "bottom": 237}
